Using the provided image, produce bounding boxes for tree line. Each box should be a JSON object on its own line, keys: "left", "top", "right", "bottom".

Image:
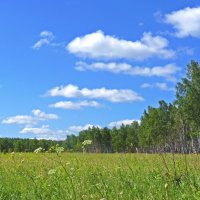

{"left": 0, "top": 60, "right": 200, "bottom": 153}
{"left": 0, "top": 138, "right": 63, "bottom": 153}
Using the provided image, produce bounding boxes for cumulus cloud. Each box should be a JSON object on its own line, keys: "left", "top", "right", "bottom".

{"left": 141, "top": 82, "right": 175, "bottom": 91}
{"left": 32, "top": 31, "right": 55, "bottom": 49}
{"left": 68, "top": 124, "right": 101, "bottom": 133}
{"left": 46, "top": 84, "right": 144, "bottom": 103}
{"left": 2, "top": 115, "right": 36, "bottom": 125}
{"left": 32, "top": 109, "right": 58, "bottom": 120}
{"left": 67, "top": 30, "right": 175, "bottom": 60}
{"left": 2, "top": 109, "right": 58, "bottom": 125}
{"left": 20, "top": 125, "right": 68, "bottom": 141}
{"left": 20, "top": 123, "right": 101, "bottom": 140}
{"left": 75, "top": 61, "right": 180, "bottom": 80}
{"left": 49, "top": 100, "right": 101, "bottom": 110}
{"left": 108, "top": 119, "right": 139, "bottom": 128}
{"left": 165, "top": 7, "right": 200, "bottom": 38}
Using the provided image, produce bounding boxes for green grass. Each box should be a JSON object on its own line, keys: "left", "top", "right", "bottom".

{"left": 0, "top": 153, "right": 200, "bottom": 199}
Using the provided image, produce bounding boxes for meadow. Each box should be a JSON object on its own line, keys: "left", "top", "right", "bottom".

{"left": 0, "top": 153, "right": 200, "bottom": 200}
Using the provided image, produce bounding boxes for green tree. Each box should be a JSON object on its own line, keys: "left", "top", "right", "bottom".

{"left": 175, "top": 60, "right": 200, "bottom": 152}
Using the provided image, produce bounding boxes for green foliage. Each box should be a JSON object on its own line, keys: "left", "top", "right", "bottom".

{"left": 0, "top": 138, "right": 64, "bottom": 153}
{"left": 0, "top": 153, "right": 199, "bottom": 199}
{"left": 176, "top": 60, "right": 200, "bottom": 136}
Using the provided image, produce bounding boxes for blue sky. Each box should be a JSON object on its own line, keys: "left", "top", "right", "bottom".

{"left": 0, "top": 0, "right": 200, "bottom": 140}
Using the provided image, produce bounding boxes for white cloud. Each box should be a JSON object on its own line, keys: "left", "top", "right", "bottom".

{"left": 141, "top": 82, "right": 175, "bottom": 91}
{"left": 108, "top": 119, "right": 139, "bottom": 128}
{"left": 2, "top": 109, "right": 58, "bottom": 125}
{"left": 20, "top": 125, "right": 67, "bottom": 141}
{"left": 49, "top": 100, "right": 101, "bottom": 110}
{"left": 32, "top": 30, "right": 55, "bottom": 49}
{"left": 20, "top": 125, "right": 51, "bottom": 135}
{"left": 67, "top": 30, "right": 175, "bottom": 60}
{"left": 32, "top": 109, "right": 58, "bottom": 120}
{"left": 165, "top": 7, "right": 200, "bottom": 38}
{"left": 2, "top": 115, "right": 36, "bottom": 125}
{"left": 32, "top": 39, "right": 50, "bottom": 49}
{"left": 20, "top": 123, "right": 101, "bottom": 140}
{"left": 46, "top": 84, "right": 144, "bottom": 103}
{"left": 75, "top": 61, "right": 180, "bottom": 80}
{"left": 40, "top": 31, "right": 54, "bottom": 39}
{"left": 68, "top": 124, "right": 101, "bottom": 133}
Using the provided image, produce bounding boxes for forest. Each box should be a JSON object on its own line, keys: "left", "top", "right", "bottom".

{"left": 1, "top": 60, "right": 200, "bottom": 153}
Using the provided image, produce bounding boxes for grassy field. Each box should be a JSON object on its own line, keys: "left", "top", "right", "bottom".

{"left": 0, "top": 153, "right": 200, "bottom": 200}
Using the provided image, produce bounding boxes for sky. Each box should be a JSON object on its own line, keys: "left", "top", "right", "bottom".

{"left": 0, "top": 0, "right": 200, "bottom": 140}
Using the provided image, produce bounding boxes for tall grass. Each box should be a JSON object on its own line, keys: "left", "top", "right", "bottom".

{"left": 0, "top": 153, "right": 200, "bottom": 199}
